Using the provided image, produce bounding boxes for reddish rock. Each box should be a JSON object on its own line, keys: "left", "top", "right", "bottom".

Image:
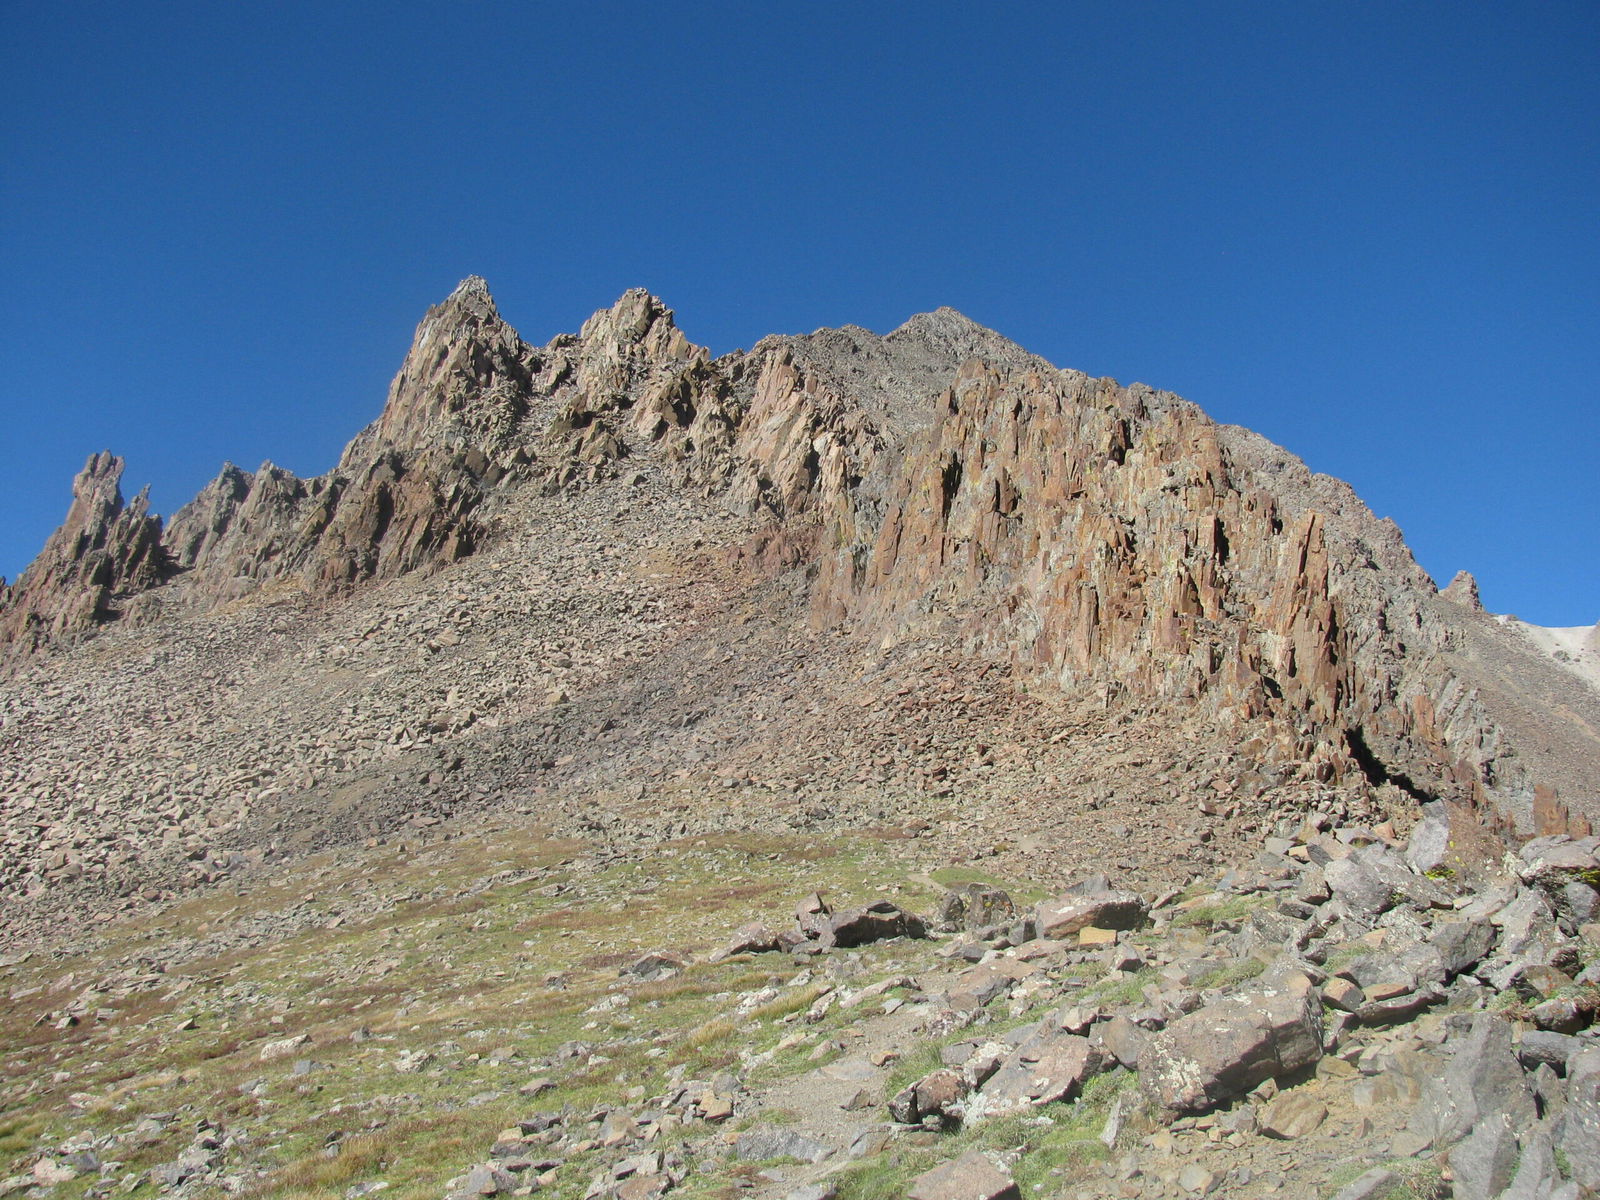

{"left": 978, "top": 1030, "right": 1104, "bottom": 1111}
{"left": 1035, "top": 886, "right": 1148, "bottom": 940}
{"left": 1140, "top": 982, "right": 1325, "bottom": 1113}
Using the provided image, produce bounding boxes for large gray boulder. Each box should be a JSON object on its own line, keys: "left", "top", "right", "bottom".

{"left": 1429, "top": 917, "right": 1496, "bottom": 976}
{"left": 1445, "top": 1117, "right": 1518, "bottom": 1200}
{"left": 1556, "top": 1047, "right": 1600, "bottom": 1193}
{"left": 818, "top": 900, "right": 926, "bottom": 948}
{"left": 1322, "top": 857, "right": 1394, "bottom": 920}
{"left": 972, "top": 1030, "right": 1104, "bottom": 1115}
{"left": 1415, "top": 1013, "right": 1536, "bottom": 1149}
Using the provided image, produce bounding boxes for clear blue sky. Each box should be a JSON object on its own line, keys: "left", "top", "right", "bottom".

{"left": 2, "top": 3, "right": 1595, "bottom": 624}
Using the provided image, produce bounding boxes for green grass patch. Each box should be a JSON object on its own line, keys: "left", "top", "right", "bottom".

{"left": 1321, "top": 1157, "right": 1448, "bottom": 1200}
{"left": 1171, "top": 894, "right": 1264, "bottom": 930}
{"left": 1194, "top": 956, "right": 1267, "bottom": 991}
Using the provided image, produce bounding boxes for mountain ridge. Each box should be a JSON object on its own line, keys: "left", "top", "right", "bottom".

{"left": 2, "top": 278, "right": 1597, "bottom": 946}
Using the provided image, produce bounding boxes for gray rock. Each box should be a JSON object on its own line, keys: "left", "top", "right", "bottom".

{"left": 1445, "top": 1117, "right": 1518, "bottom": 1200}
{"left": 1405, "top": 806, "right": 1451, "bottom": 875}
{"left": 888, "top": 1069, "right": 967, "bottom": 1126}
{"left": 1496, "top": 1128, "right": 1559, "bottom": 1200}
{"left": 1556, "top": 1047, "right": 1600, "bottom": 1192}
{"left": 1034, "top": 885, "right": 1148, "bottom": 940}
{"left": 623, "top": 950, "right": 686, "bottom": 980}
{"left": 1095, "top": 1013, "right": 1147, "bottom": 1069}
{"left": 1257, "top": 1089, "right": 1327, "bottom": 1139}
{"left": 1493, "top": 888, "right": 1561, "bottom": 958}
{"left": 795, "top": 892, "right": 831, "bottom": 937}
{"left": 716, "top": 922, "right": 780, "bottom": 958}
{"left": 1295, "top": 866, "right": 1332, "bottom": 905}
{"left": 1559, "top": 881, "right": 1600, "bottom": 926}
{"left": 1417, "top": 1013, "right": 1536, "bottom": 1149}
{"left": 1518, "top": 1030, "right": 1582, "bottom": 1074}
{"left": 1430, "top": 918, "right": 1496, "bottom": 976}
{"left": 818, "top": 901, "right": 926, "bottom": 948}
{"left": 456, "top": 1164, "right": 518, "bottom": 1197}
{"left": 733, "top": 1129, "right": 831, "bottom": 1164}
{"left": 977, "top": 1030, "right": 1103, "bottom": 1113}
{"left": 1518, "top": 836, "right": 1600, "bottom": 887}
{"left": 1531, "top": 996, "right": 1584, "bottom": 1034}
{"left": 1330, "top": 1167, "right": 1399, "bottom": 1200}
{"left": 1323, "top": 858, "right": 1393, "bottom": 919}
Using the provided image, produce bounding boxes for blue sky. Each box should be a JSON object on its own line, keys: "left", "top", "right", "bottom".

{"left": 2, "top": 2, "right": 1595, "bottom": 624}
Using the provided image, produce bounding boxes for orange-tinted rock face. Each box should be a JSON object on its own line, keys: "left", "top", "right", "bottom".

{"left": 783, "top": 362, "right": 1363, "bottom": 784}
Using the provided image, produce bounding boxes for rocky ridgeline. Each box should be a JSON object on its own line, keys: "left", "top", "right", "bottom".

{"left": 422, "top": 826, "right": 1600, "bottom": 1200}
{"left": 2, "top": 278, "right": 1596, "bottom": 869}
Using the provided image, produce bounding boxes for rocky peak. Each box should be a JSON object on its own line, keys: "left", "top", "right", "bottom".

{"left": 366, "top": 275, "right": 536, "bottom": 458}
{"left": 572, "top": 289, "right": 697, "bottom": 400}
{"left": 1441, "top": 569, "right": 1485, "bottom": 611}
{"left": 0, "top": 452, "right": 169, "bottom": 653}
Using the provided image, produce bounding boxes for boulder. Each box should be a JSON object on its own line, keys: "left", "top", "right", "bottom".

{"left": 889, "top": 1069, "right": 968, "bottom": 1126}
{"left": 1139, "top": 980, "right": 1324, "bottom": 1113}
{"left": 1493, "top": 887, "right": 1562, "bottom": 958}
{"left": 938, "top": 883, "right": 1016, "bottom": 933}
{"left": 713, "top": 922, "right": 780, "bottom": 959}
{"left": 1330, "top": 1168, "right": 1400, "bottom": 1200}
{"left": 976, "top": 1031, "right": 1103, "bottom": 1113}
{"left": 796, "top": 892, "right": 831, "bottom": 937}
{"left": 1429, "top": 918, "right": 1495, "bottom": 977}
{"left": 457, "top": 1164, "right": 518, "bottom": 1197}
{"left": 1445, "top": 1117, "right": 1519, "bottom": 1200}
{"left": 1404, "top": 804, "right": 1452, "bottom": 875}
{"left": 1518, "top": 836, "right": 1600, "bottom": 892}
{"left": 1518, "top": 1030, "right": 1582, "bottom": 1073}
{"left": 907, "top": 1150, "right": 1019, "bottom": 1200}
{"left": 1556, "top": 1047, "right": 1600, "bottom": 1192}
{"left": 1416, "top": 1014, "right": 1537, "bottom": 1149}
{"left": 623, "top": 950, "right": 686, "bottom": 980}
{"left": 1258, "top": 1089, "right": 1327, "bottom": 1139}
{"left": 819, "top": 900, "right": 926, "bottom": 948}
{"left": 1095, "top": 1013, "right": 1147, "bottom": 1068}
{"left": 733, "top": 1128, "right": 831, "bottom": 1164}
{"left": 1322, "top": 857, "right": 1393, "bottom": 920}
{"left": 259, "top": 1033, "right": 311, "bottom": 1061}
{"left": 1490, "top": 1129, "right": 1559, "bottom": 1200}
{"left": 1035, "top": 881, "right": 1147, "bottom": 940}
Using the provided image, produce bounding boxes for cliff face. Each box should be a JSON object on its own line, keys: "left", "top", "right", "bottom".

{"left": 3, "top": 278, "right": 1595, "bottom": 835}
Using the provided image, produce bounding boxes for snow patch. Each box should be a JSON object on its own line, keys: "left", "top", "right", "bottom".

{"left": 1496, "top": 615, "right": 1600, "bottom": 693}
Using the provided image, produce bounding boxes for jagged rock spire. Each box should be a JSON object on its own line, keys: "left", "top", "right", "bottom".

{"left": 367, "top": 276, "right": 535, "bottom": 456}
{"left": 0, "top": 452, "right": 169, "bottom": 651}
{"left": 1440, "top": 570, "right": 1485, "bottom": 611}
